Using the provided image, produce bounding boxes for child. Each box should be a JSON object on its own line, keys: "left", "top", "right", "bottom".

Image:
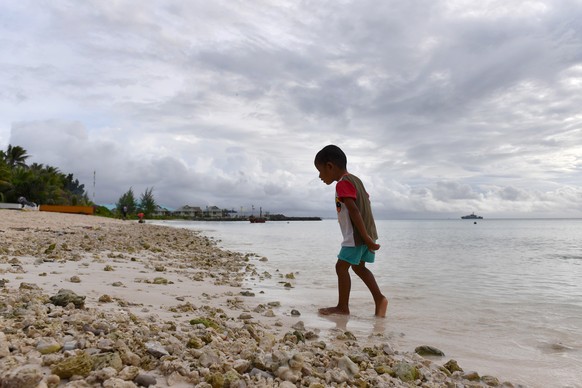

{"left": 314, "top": 145, "right": 388, "bottom": 317}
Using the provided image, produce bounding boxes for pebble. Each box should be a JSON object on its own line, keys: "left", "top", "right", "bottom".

{"left": 134, "top": 373, "right": 157, "bottom": 387}
{"left": 0, "top": 332, "right": 10, "bottom": 357}
{"left": 415, "top": 345, "right": 445, "bottom": 357}
{"left": 1, "top": 366, "right": 44, "bottom": 388}
{"left": 63, "top": 341, "right": 79, "bottom": 351}
{"left": 70, "top": 275, "right": 81, "bottom": 283}
{"left": 337, "top": 355, "right": 359, "bottom": 375}
{"left": 144, "top": 341, "right": 169, "bottom": 358}
{"left": 36, "top": 337, "right": 62, "bottom": 354}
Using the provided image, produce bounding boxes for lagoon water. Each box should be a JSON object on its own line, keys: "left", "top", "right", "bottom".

{"left": 155, "top": 219, "right": 582, "bottom": 387}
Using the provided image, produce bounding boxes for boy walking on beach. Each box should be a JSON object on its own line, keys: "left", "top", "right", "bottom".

{"left": 314, "top": 145, "right": 388, "bottom": 317}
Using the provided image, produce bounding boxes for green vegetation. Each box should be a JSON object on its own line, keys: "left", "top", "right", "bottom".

{"left": 139, "top": 187, "right": 156, "bottom": 217}
{"left": 0, "top": 145, "right": 91, "bottom": 206}
{"left": 116, "top": 186, "right": 158, "bottom": 219}
{"left": 116, "top": 187, "right": 138, "bottom": 215}
{"left": 0, "top": 144, "right": 160, "bottom": 220}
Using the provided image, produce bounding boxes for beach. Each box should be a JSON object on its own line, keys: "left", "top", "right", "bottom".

{"left": 0, "top": 210, "right": 521, "bottom": 387}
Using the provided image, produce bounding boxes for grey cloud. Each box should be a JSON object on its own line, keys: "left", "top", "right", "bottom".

{"left": 2, "top": 1, "right": 582, "bottom": 218}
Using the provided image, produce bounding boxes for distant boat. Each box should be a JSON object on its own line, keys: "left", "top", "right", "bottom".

{"left": 461, "top": 212, "right": 483, "bottom": 219}
{"left": 249, "top": 207, "right": 267, "bottom": 223}
{"left": 249, "top": 215, "right": 266, "bottom": 223}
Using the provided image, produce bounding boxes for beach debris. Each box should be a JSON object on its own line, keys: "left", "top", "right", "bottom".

{"left": 98, "top": 294, "right": 113, "bottom": 303}
{"left": 333, "top": 331, "right": 356, "bottom": 341}
{"left": 151, "top": 277, "right": 170, "bottom": 284}
{"left": 51, "top": 351, "right": 93, "bottom": 378}
{"left": 91, "top": 352, "right": 123, "bottom": 371}
{"left": 134, "top": 373, "right": 157, "bottom": 387}
{"left": 482, "top": 375, "right": 501, "bottom": 386}
{"left": 145, "top": 341, "right": 170, "bottom": 358}
{"left": 394, "top": 361, "right": 421, "bottom": 382}
{"left": 44, "top": 243, "right": 56, "bottom": 254}
{"left": 1, "top": 366, "right": 44, "bottom": 388}
{"left": 443, "top": 359, "right": 463, "bottom": 373}
{"left": 19, "top": 282, "right": 39, "bottom": 290}
{"left": 415, "top": 345, "right": 445, "bottom": 357}
{"left": 238, "top": 312, "right": 253, "bottom": 320}
{"left": 383, "top": 343, "right": 396, "bottom": 355}
{"left": 338, "top": 355, "right": 360, "bottom": 375}
{"left": 0, "top": 333, "right": 10, "bottom": 357}
{"left": 49, "top": 289, "right": 86, "bottom": 308}
{"left": 36, "top": 337, "right": 62, "bottom": 354}
{"left": 189, "top": 317, "right": 220, "bottom": 330}
{"left": 69, "top": 275, "right": 81, "bottom": 283}
{"left": 463, "top": 371, "right": 481, "bottom": 381}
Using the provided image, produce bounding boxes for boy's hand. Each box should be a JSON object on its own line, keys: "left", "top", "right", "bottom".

{"left": 366, "top": 238, "right": 380, "bottom": 252}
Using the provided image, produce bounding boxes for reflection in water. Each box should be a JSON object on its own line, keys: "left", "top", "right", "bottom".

{"left": 315, "top": 313, "right": 388, "bottom": 341}
{"left": 318, "top": 313, "right": 349, "bottom": 331}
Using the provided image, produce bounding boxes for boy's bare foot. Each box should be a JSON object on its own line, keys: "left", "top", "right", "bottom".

{"left": 318, "top": 306, "right": 350, "bottom": 315}
{"left": 375, "top": 297, "right": 388, "bottom": 317}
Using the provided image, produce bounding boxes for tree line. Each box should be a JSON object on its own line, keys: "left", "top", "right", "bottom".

{"left": 0, "top": 145, "right": 90, "bottom": 206}
{"left": 1, "top": 144, "right": 158, "bottom": 218}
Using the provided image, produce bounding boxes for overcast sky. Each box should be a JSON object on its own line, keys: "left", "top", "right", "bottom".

{"left": 1, "top": 0, "right": 581, "bottom": 218}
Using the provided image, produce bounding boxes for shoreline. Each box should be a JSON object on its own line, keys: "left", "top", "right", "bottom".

{"left": 1, "top": 210, "right": 522, "bottom": 387}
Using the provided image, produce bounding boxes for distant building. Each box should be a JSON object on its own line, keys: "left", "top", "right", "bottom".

{"left": 173, "top": 205, "right": 203, "bottom": 218}
{"left": 152, "top": 205, "right": 172, "bottom": 217}
{"left": 205, "top": 206, "right": 223, "bottom": 218}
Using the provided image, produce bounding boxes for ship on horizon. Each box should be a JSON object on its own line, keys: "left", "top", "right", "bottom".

{"left": 461, "top": 212, "right": 483, "bottom": 219}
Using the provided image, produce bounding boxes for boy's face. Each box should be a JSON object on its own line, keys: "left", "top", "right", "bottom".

{"left": 315, "top": 162, "right": 336, "bottom": 185}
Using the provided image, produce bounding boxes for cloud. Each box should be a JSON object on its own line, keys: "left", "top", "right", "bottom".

{"left": 1, "top": 0, "right": 582, "bottom": 218}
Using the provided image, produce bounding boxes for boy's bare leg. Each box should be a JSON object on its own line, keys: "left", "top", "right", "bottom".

{"left": 319, "top": 260, "right": 351, "bottom": 315}
{"left": 352, "top": 262, "right": 388, "bottom": 317}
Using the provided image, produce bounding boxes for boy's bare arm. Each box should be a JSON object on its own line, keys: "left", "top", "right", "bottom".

{"left": 343, "top": 198, "right": 380, "bottom": 251}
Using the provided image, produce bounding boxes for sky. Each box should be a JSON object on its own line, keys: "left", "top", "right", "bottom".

{"left": 1, "top": 0, "right": 582, "bottom": 219}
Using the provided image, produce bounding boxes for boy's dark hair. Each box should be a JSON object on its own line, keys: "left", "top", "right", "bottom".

{"left": 314, "top": 145, "right": 347, "bottom": 169}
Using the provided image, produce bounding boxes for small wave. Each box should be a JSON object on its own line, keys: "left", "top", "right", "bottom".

{"left": 550, "top": 254, "right": 582, "bottom": 261}
{"left": 538, "top": 340, "right": 576, "bottom": 354}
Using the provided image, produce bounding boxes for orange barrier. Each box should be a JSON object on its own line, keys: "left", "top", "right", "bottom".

{"left": 39, "top": 205, "right": 94, "bottom": 215}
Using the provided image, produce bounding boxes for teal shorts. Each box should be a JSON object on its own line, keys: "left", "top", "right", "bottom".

{"left": 338, "top": 245, "right": 375, "bottom": 265}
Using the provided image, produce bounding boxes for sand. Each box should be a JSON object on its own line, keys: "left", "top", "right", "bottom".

{"left": 0, "top": 210, "right": 521, "bottom": 387}
{"left": 0, "top": 210, "right": 268, "bottom": 323}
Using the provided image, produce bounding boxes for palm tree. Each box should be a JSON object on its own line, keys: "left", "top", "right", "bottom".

{"left": 0, "top": 158, "right": 11, "bottom": 201}
{"left": 4, "top": 145, "right": 30, "bottom": 169}
{"left": 7, "top": 166, "right": 34, "bottom": 202}
{"left": 0, "top": 145, "right": 90, "bottom": 205}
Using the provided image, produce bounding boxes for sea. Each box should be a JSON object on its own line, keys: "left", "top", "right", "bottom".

{"left": 153, "top": 219, "right": 582, "bottom": 388}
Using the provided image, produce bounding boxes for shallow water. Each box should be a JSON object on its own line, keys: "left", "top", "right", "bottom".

{"left": 156, "top": 219, "right": 582, "bottom": 388}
